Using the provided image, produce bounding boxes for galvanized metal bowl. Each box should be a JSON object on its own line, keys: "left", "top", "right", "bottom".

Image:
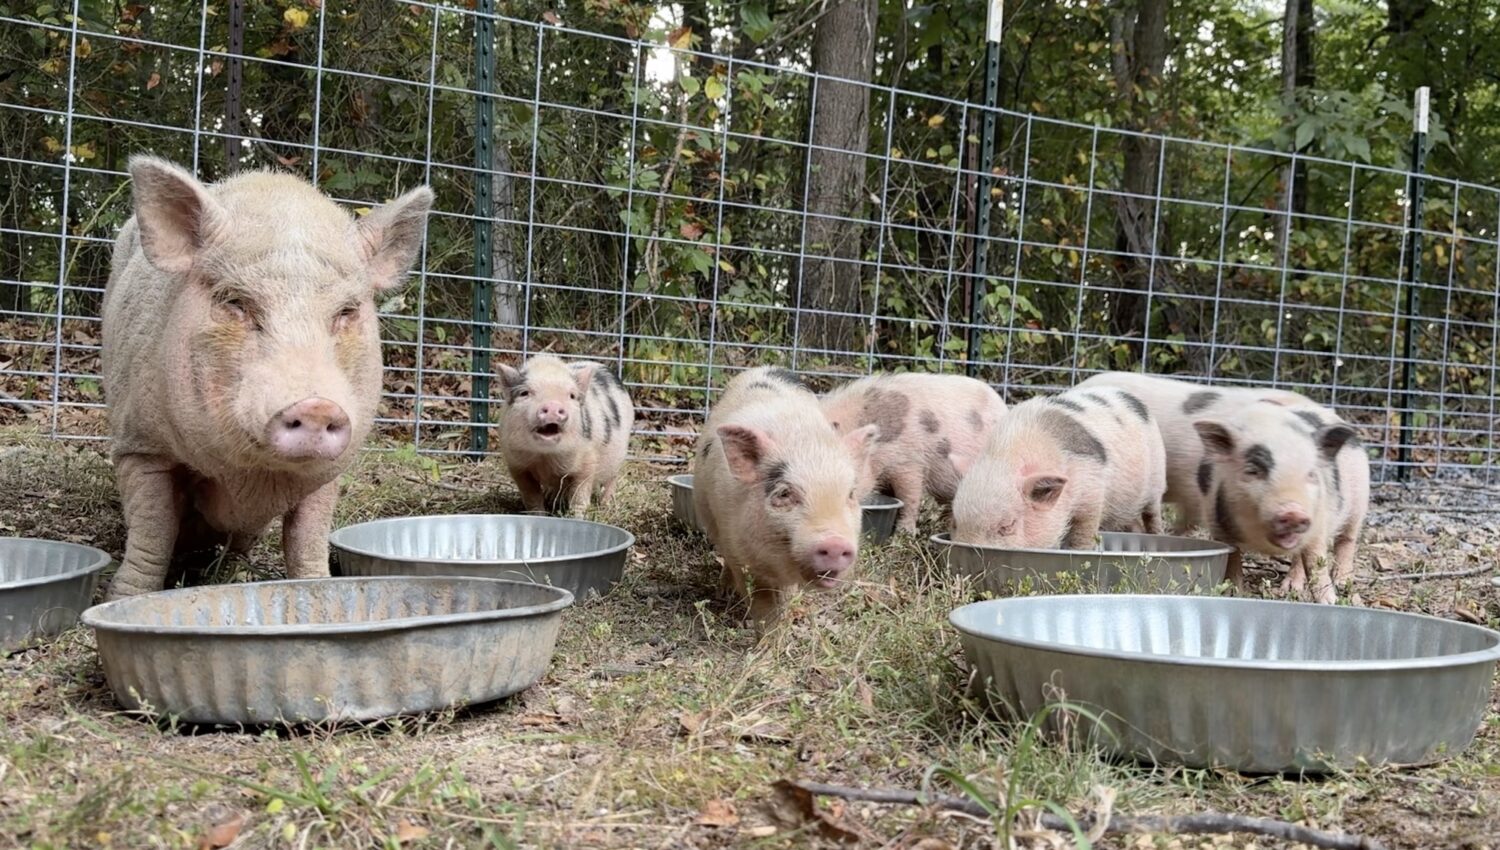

{"left": 82, "top": 576, "right": 573, "bottom": 725}
{"left": 668, "top": 474, "right": 698, "bottom": 530}
{"left": 860, "top": 495, "right": 903, "bottom": 544}
{"left": 667, "top": 474, "right": 903, "bottom": 544}
{"left": 931, "top": 531, "right": 1230, "bottom": 595}
{"left": 330, "top": 514, "right": 633, "bottom": 600}
{"left": 951, "top": 595, "right": 1500, "bottom": 772}
{"left": 1, "top": 537, "right": 111, "bottom": 652}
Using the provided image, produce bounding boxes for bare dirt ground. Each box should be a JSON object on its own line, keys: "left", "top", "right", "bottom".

{"left": 1, "top": 429, "right": 1497, "bottom": 850}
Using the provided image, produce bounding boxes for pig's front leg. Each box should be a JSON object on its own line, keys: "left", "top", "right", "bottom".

{"left": 1330, "top": 530, "right": 1358, "bottom": 588}
{"left": 1304, "top": 550, "right": 1337, "bottom": 604}
{"left": 1224, "top": 548, "right": 1244, "bottom": 589}
{"left": 888, "top": 469, "right": 925, "bottom": 533}
{"left": 1062, "top": 513, "right": 1101, "bottom": 550}
{"left": 107, "top": 454, "right": 186, "bottom": 600}
{"left": 1279, "top": 552, "right": 1308, "bottom": 596}
{"left": 511, "top": 468, "right": 547, "bottom": 513}
{"left": 597, "top": 475, "right": 620, "bottom": 507}
{"left": 282, "top": 480, "right": 338, "bottom": 579}
{"left": 565, "top": 471, "right": 596, "bottom": 517}
{"left": 747, "top": 585, "right": 783, "bottom": 630}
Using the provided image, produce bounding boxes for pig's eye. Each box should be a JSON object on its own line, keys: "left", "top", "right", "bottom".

{"left": 332, "top": 304, "right": 361, "bottom": 332}
{"left": 1244, "top": 464, "right": 1266, "bottom": 479}
{"left": 769, "top": 485, "right": 799, "bottom": 508}
{"left": 569, "top": 391, "right": 578, "bottom": 401}
{"left": 217, "top": 297, "right": 255, "bottom": 328}
{"left": 513, "top": 388, "right": 530, "bottom": 399}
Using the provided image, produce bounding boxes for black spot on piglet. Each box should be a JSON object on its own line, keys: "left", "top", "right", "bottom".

{"left": 1038, "top": 408, "right": 1107, "bottom": 464}
{"left": 1183, "top": 391, "right": 1220, "bottom": 414}
{"left": 920, "top": 409, "right": 940, "bottom": 433}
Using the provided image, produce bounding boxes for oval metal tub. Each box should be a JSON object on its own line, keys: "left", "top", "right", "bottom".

{"left": 331, "top": 514, "right": 633, "bottom": 600}
{"left": 668, "top": 474, "right": 698, "bottom": 531}
{"left": 83, "top": 576, "right": 573, "bottom": 725}
{"left": 932, "top": 531, "right": 1230, "bottom": 595}
{"left": 951, "top": 594, "right": 1500, "bottom": 772}
{"left": 1, "top": 537, "right": 111, "bottom": 652}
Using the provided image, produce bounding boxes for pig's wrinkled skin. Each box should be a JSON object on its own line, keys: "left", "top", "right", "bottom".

{"left": 692, "top": 367, "right": 878, "bottom": 626}
{"left": 497, "top": 354, "right": 634, "bottom": 516}
{"left": 820, "top": 372, "right": 1006, "bottom": 533}
{"left": 1076, "top": 371, "right": 1324, "bottom": 532}
{"left": 1194, "top": 402, "right": 1369, "bottom": 603}
{"left": 951, "top": 387, "right": 1166, "bottom": 550}
{"left": 101, "top": 156, "right": 431, "bottom": 599}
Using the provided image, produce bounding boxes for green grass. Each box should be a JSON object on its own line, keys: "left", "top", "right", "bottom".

{"left": 1, "top": 431, "right": 1496, "bottom": 848}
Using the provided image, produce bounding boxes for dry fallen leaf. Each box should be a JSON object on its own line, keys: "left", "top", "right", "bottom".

{"left": 741, "top": 825, "right": 777, "bottom": 838}
{"left": 766, "top": 780, "right": 869, "bottom": 844}
{"left": 518, "top": 712, "right": 565, "bottom": 728}
{"left": 668, "top": 25, "right": 693, "bottom": 50}
{"left": 198, "top": 812, "right": 245, "bottom": 850}
{"left": 542, "top": 10, "right": 561, "bottom": 25}
{"left": 677, "top": 711, "right": 705, "bottom": 735}
{"left": 696, "top": 798, "right": 740, "bottom": 828}
{"left": 394, "top": 818, "right": 429, "bottom": 843}
{"left": 146, "top": 71, "right": 161, "bottom": 90}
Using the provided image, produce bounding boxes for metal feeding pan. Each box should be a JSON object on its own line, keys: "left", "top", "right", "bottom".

{"left": 951, "top": 595, "right": 1500, "bottom": 772}
{"left": 1, "top": 537, "right": 111, "bottom": 652}
{"left": 331, "top": 514, "right": 633, "bottom": 600}
{"left": 83, "top": 576, "right": 573, "bottom": 725}
{"left": 931, "top": 531, "right": 1230, "bottom": 594}
{"left": 667, "top": 474, "right": 904, "bottom": 544}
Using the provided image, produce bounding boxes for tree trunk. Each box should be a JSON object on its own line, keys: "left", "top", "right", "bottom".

{"left": 799, "top": 0, "right": 878, "bottom": 355}
{"left": 491, "top": 140, "right": 521, "bottom": 327}
{"left": 1109, "top": 0, "right": 1170, "bottom": 349}
{"left": 1278, "top": 0, "right": 1314, "bottom": 244}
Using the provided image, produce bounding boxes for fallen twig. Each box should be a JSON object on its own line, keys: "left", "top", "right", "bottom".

{"left": 0, "top": 389, "right": 39, "bottom": 414}
{"left": 1391, "top": 503, "right": 1500, "bottom": 515}
{"left": 1368, "top": 563, "right": 1493, "bottom": 583}
{"left": 788, "top": 780, "right": 1388, "bottom": 850}
{"left": 397, "top": 473, "right": 479, "bottom": 493}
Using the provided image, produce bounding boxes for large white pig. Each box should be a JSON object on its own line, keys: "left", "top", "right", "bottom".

{"left": 951, "top": 387, "right": 1166, "bottom": 549}
{"left": 819, "top": 372, "right": 1006, "bottom": 533}
{"left": 102, "top": 156, "right": 431, "bottom": 598}
{"left": 692, "top": 366, "right": 878, "bottom": 625}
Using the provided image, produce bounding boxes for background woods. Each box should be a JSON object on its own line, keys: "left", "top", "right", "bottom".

{"left": 3, "top": 0, "right": 1499, "bottom": 472}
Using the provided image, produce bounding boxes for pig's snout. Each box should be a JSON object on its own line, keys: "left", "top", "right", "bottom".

{"left": 809, "top": 535, "right": 856, "bottom": 588}
{"left": 533, "top": 402, "right": 569, "bottom": 439}
{"left": 1269, "top": 507, "right": 1311, "bottom": 549}
{"left": 267, "top": 397, "right": 351, "bottom": 461}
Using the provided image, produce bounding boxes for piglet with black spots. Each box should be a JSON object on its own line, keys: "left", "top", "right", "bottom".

{"left": 1194, "top": 402, "right": 1369, "bottom": 603}
{"left": 692, "top": 367, "right": 878, "bottom": 625}
{"left": 819, "top": 372, "right": 1006, "bottom": 533}
{"left": 951, "top": 387, "right": 1166, "bottom": 549}
{"left": 498, "top": 354, "right": 634, "bottom": 516}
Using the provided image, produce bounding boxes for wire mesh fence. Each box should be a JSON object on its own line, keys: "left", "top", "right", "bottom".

{"left": 2, "top": 1, "right": 1497, "bottom": 482}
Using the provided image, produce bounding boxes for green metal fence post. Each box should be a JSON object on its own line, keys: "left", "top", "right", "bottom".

{"left": 1397, "top": 87, "right": 1429, "bottom": 480}
{"left": 471, "top": 0, "right": 496, "bottom": 455}
{"left": 966, "top": 0, "right": 1003, "bottom": 377}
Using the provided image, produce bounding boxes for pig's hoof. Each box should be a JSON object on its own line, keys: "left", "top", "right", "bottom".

{"left": 1312, "top": 584, "right": 1337, "bottom": 604}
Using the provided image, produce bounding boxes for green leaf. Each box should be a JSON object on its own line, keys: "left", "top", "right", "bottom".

{"left": 741, "top": 2, "right": 773, "bottom": 44}
{"left": 704, "top": 75, "right": 725, "bottom": 101}
{"left": 1293, "top": 120, "right": 1315, "bottom": 152}
{"left": 679, "top": 74, "right": 699, "bottom": 96}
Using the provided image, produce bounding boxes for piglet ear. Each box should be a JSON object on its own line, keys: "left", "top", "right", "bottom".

{"left": 1315, "top": 422, "right": 1359, "bottom": 462}
{"left": 1023, "top": 474, "right": 1067, "bottom": 507}
{"left": 717, "top": 424, "right": 773, "bottom": 485}
{"left": 129, "top": 155, "right": 227, "bottom": 275}
{"left": 570, "top": 362, "right": 599, "bottom": 394}
{"left": 355, "top": 185, "right": 433, "bottom": 291}
{"left": 842, "top": 423, "right": 879, "bottom": 463}
{"left": 948, "top": 450, "right": 974, "bottom": 478}
{"left": 498, "top": 363, "right": 523, "bottom": 394}
{"left": 1194, "top": 420, "right": 1237, "bottom": 459}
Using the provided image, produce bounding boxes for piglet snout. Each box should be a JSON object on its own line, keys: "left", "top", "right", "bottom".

{"left": 1269, "top": 507, "right": 1311, "bottom": 548}
{"left": 537, "top": 401, "right": 569, "bottom": 423}
{"left": 810, "top": 535, "right": 856, "bottom": 587}
{"left": 267, "top": 397, "right": 351, "bottom": 461}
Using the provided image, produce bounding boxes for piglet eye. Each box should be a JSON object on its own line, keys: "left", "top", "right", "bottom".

{"left": 514, "top": 388, "right": 530, "bottom": 399}
{"left": 569, "top": 391, "right": 578, "bottom": 401}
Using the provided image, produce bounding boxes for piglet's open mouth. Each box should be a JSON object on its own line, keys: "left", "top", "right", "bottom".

{"left": 812, "top": 573, "right": 843, "bottom": 589}
{"left": 1269, "top": 531, "right": 1302, "bottom": 550}
{"left": 534, "top": 422, "right": 564, "bottom": 440}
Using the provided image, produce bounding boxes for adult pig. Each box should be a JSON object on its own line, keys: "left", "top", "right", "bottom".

{"left": 1076, "top": 371, "right": 1325, "bottom": 532}
{"left": 498, "top": 354, "right": 634, "bottom": 515}
{"left": 1194, "top": 401, "right": 1369, "bottom": 602}
{"left": 692, "top": 366, "right": 878, "bottom": 625}
{"left": 101, "top": 156, "right": 432, "bottom": 598}
{"left": 951, "top": 387, "right": 1166, "bottom": 549}
{"left": 819, "top": 372, "right": 1006, "bottom": 533}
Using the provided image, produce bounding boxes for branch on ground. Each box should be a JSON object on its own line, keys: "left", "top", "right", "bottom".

{"left": 786, "top": 779, "right": 1389, "bottom": 850}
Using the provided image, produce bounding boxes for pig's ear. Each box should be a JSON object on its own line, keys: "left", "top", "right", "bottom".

{"left": 717, "top": 424, "right": 774, "bottom": 485}
{"left": 842, "top": 423, "right": 879, "bottom": 463}
{"left": 1194, "top": 420, "right": 1237, "bottom": 460}
{"left": 1022, "top": 474, "right": 1067, "bottom": 507}
{"left": 570, "top": 362, "right": 599, "bottom": 394}
{"left": 947, "top": 451, "right": 974, "bottom": 478}
{"left": 498, "top": 364, "right": 523, "bottom": 392}
{"left": 355, "top": 186, "right": 434, "bottom": 291}
{"left": 1314, "top": 423, "right": 1359, "bottom": 462}
{"left": 129, "top": 156, "right": 227, "bottom": 275}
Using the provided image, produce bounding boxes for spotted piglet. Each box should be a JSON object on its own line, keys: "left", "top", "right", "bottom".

{"left": 951, "top": 387, "right": 1166, "bottom": 549}
{"left": 692, "top": 367, "right": 878, "bottom": 625}
{"left": 1076, "top": 371, "right": 1326, "bottom": 532}
{"left": 819, "top": 372, "right": 1007, "bottom": 533}
{"left": 498, "top": 354, "right": 634, "bottom": 516}
{"left": 1194, "top": 401, "right": 1369, "bottom": 603}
